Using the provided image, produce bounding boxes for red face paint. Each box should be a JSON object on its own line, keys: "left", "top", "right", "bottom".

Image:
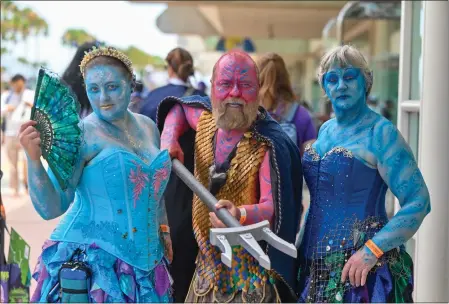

{"left": 212, "top": 52, "right": 259, "bottom": 104}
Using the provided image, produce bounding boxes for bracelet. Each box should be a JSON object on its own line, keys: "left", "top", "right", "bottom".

{"left": 365, "top": 240, "right": 383, "bottom": 258}
{"left": 239, "top": 207, "right": 247, "bottom": 225}
{"left": 160, "top": 224, "right": 170, "bottom": 233}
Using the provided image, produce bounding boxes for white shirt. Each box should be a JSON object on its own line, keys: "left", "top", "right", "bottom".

{"left": 168, "top": 77, "right": 189, "bottom": 87}
{"left": 1, "top": 89, "right": 35, "bottom": 136}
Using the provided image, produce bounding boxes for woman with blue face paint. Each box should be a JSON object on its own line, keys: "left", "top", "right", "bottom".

{"left": 19, "top": 47, "right": 173, "bottom": 302}
{"left": 297, "top": 45, "right": 430, "bottom": 303}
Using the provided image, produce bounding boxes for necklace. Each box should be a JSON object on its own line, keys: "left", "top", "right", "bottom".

{"left": 122, "top": 128, "right": 149, "bottom": 164}
{"left": 98, "top": 119, "right": 149, "bottom": 164}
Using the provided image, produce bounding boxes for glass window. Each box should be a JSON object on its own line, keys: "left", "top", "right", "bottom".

{"left": 408, "top": 112, "right": 420, "bottom": 160}
{"left": 409, "top": 1, "right": 423, "bottom": 100}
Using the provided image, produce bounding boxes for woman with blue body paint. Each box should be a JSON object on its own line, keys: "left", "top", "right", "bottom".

{"left": 19, "top": 47, "right": 173, "bottom": 302}
{"left": 297, "top": 45, "right": 430, "bottom": 303}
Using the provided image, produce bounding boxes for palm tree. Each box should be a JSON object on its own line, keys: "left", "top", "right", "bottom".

{"left": 31, "top": 61, "right": 48, "bottom": 69}
{"left": 1, "top": 2, "right": 48, "bottom": 53}
{"left": 1, "top": 1, "right": 19, "bottom": 41}
{"left": 118, "top": 46, "right": 165, "bottom": 78}
{"left": 61, "top": 29, "right": 97, "bottom": 48}
{"left": 121, "top": 46, "right": 165, "bottom": 69}
{"left": 27, "top": 11, "right": 49, "bottom": 63}
{"left": 17, "top": 56, "right": 29, "bottom": 65}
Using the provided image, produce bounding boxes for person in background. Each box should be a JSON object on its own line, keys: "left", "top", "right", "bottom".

{"left": 139, "top": 47, "right": 206, "bottom": 303}
{"left": 139, "top": 47, "right": 207, "bottom": 122}
{"left": 381, "top": 99, "right": 394, "bottom": 121}
{"left": 257, "top": 52, "right": 317, "bottom": 156}
{"left": 61, "top": 41, "right": 100, "bottom": 118}
{"left": 0, "top": 74, "right": 34, "bottom": 196}
{"left": 299, "top": 100, "right": 312, "bottom": 112}
{"left": 197, "top": 81, "right": 207, "bottom": 94}
{"left": 128, "top": 81, "right": 145, "bottom": 113}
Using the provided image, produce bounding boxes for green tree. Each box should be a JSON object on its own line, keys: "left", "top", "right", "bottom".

{"left": 1, "top": 1, "right": 48, "bottom": 43}
{"left": 31, "top": 61, "right": 48, "bottom": 69}
{"left": 1, "top": 0, "right": 49, "bottom": 74}
{"left": 17, "top": 56, "right": 29, "bottom": 65}
{"left": 1, "top": 0, "right": 20, "bottom": 42}
{"left": 62, "top": 29, "right": 97, "bottom": 48}
{"left": 120, "top": 46, "right": 165, "bottom": 69}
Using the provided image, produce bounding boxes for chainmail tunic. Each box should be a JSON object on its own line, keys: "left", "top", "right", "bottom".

{"left": 192, "top": 110, "right": 273, "bottom": 297}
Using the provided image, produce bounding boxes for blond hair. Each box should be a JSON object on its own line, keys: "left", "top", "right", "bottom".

{"left": 257, "top": 52, "right": 295, "bottom": 111}
{"left": 317, "top": 45, "right": 373, "bottom": 96}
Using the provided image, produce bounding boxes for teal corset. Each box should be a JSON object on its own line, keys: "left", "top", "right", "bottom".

{"left": 50, "top": 149, "right": 172, "bottom": 272}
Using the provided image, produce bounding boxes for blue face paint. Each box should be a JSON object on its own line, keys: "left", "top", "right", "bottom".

{"left": 25, "top": 63, "right": 167, "bottom": 223}
{"left": 85, "top": 64, "right": 132, "bottom": 121}
{"left": 323, "top": 65, "right": 368, "bottom": 125}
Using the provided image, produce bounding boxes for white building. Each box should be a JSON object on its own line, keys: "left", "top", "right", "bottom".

{"left": 396, "top": 1, "right": 448, "bottom": 301}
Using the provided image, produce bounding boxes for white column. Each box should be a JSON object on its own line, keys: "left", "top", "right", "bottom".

{"left": 415, "top": 1, "right": 449, "bottom": 302}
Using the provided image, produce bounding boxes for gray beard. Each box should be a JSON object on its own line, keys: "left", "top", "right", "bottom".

{"left": 212, "top": 98, "right": 258, "bottom": 131}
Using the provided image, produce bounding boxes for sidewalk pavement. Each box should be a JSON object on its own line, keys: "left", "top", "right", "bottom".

{"left": 2, "top": 144, "right": 59, "bottom": 296}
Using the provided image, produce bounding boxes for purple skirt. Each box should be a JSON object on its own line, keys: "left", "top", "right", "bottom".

{"left": 31, "top": 240, "right": 172, "bottom": 303}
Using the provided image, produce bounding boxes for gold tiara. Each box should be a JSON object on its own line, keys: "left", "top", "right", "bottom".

{"left": 79, "top": 46, "right": 134, "bottom": 79}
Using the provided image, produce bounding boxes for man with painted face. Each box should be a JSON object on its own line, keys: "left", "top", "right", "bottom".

{"left": 20, "top": 47, "right": 173, "bottom": 302}
{"left": 157, "top": 50, "right": 303, "bottom": 302}
{"left": 297, "top": 45, "right": 430, "bottom": 303}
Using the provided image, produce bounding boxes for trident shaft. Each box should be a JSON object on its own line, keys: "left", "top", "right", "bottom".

{"left": 172, "top": 159, "right": 297, "bottom": 270}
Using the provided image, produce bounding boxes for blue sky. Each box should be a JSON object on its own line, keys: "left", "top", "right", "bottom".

{"left": 2, "top": 1, "right": 178, "bottom": 77}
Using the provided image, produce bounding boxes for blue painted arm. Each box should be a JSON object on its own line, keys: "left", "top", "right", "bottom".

{"left": 370, "top": 121, "right": 431, "bottom": 253}
{"left": 27, "top": 121, "right": 85, "bottom": 220}
{"left": 27, "top": 153, "right": 84, "bottom": 220}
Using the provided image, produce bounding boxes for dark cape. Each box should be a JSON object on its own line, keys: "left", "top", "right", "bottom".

{"left": 157, "top": 95, "right": 304, "bottom": 301}
{"left": 140, "top": 84, "right": 207, "bottom": 122}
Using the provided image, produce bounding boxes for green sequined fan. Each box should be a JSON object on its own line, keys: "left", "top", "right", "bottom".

{"left": 30, "top": 67, "right": 82, "bottom": 190}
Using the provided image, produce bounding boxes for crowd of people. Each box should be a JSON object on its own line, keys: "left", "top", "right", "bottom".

{"left": 1, "top": 42, "right": 430, "bottom": 303}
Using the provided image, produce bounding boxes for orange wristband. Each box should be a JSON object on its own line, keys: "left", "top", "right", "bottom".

{"left": 160, "top": 224, "right": 170, "bottom": 233}
{"left": 365, "top": 240, "right": 383, "bottom": 258}
{"left": 239, "top": 207, "right": 247, "bottom": 225}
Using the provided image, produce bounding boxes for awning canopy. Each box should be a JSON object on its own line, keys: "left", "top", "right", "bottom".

{"left": 155, "top": 6, "right": 219, "bottom": 36}
{"left": 132, "top": 1, "right": 346, "bottom": 39}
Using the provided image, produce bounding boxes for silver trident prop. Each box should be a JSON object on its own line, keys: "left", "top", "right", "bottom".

{"left": 172, "top": 159, "right": 297, "bottom": 270}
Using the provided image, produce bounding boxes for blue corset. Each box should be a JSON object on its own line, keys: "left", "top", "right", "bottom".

{"left": 300, "top": 146, "right": 388, "bottom": 259}
{"left": 50, "top": 149, "right": 172, "bottom": 271}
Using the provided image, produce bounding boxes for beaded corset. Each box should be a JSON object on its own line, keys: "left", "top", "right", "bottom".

{"left": 50, "top": 149, "right": 171, "bottom": 271}
{"left": 192, "top": 111, "right": 271, "bottom": 295}
{"left": 300, "top": 144, "right": 389, "bottom": 260}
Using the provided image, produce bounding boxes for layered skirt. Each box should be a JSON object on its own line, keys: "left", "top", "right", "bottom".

{"left": 31, "top": 240, "right": 172, "bottom": 303}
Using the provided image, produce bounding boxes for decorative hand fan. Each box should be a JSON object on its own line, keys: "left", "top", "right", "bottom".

{"left": 30, "top": 67, "right": 82, "bottom": 190}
